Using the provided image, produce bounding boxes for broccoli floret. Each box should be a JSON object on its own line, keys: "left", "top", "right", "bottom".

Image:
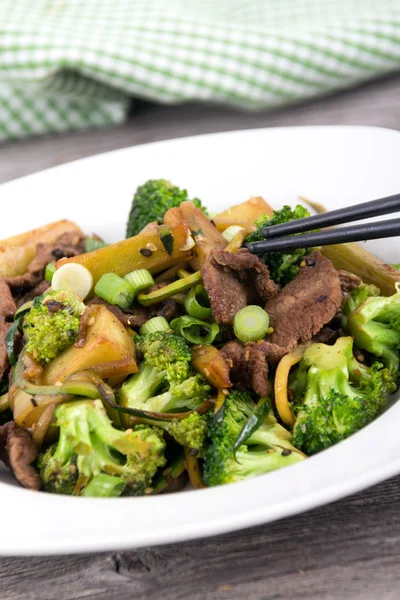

{"left": 347, "top": 285, "right": 400, "bottom": 377}
{"left": 203, "top": 390, "right": 305, "bottom": 487}
{"left": 23, "top": 290, "right": 85, "bottom": 363}
{"left": 135, "top": 331, "right": 192, "bottom": 383}
{"left": 341, "top": 282, "right": 380, "bottom": 331}
{"left": 141, "top": 412, "right": 209, "bottom": 457}
{"left": 245, "top": 205, "right": 311, "bottom": 285}
{"left": 126, "top": 179, "right": 208, "bottom": 237}
{"left": 291, "top": 337, "right": 396, "bottom": 455}
{"left": 120, "top": 331, "right": 210, "bottom": 413}
{"left": 38, "top": 399, "right": 166, "bottom": 496}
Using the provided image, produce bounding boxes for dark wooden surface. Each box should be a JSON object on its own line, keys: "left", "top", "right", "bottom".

{"left": 2, "top": 74, "right": 400, "bottom": 599}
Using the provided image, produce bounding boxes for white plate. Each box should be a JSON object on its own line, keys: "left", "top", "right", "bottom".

{"left": 1, "top": 125, "right": 400, "bottom": 556}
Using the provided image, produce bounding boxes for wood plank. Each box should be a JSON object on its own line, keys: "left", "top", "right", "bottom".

{"left": 2, "top": 474, "right": 400, "bottom": 599}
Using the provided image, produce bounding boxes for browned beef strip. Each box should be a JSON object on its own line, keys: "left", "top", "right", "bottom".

{"left": 338, "top": 269, "right": 362, "bottom": 309}
{"left": 16, "top": 280, "right": 50, "bottom": 307}
{"left": 246, "top": 342, "right": 270, "bottom": 396}
{"left": 89, "top": 297, "right": 149, "bottom": 328}
{"left": 265, "top": 251, "right": 342, "bottom": 353}
{"left": 201, "top": 253, "right": 248, "bottom": 325}
{"left": 0, "top": 280, "right": 16, "bottom": 319}
{"left": 0, "top": 421, "right": 40, "bottom": 490}
{"left": 220, "top": 340, "right": 270, "bottom": 395}
{"left": 212, "top": 248, "right": 279, "bottom": 302}
{"left": 149, "top": 298, "right": 178, "bottom": 321}
{"left": 312, "top": 326, "right": 339, "bottom": 345}
{"left": 0, "top": 318, "right": 10, "bottom": 382}
{"left": 5, "top": 230, "right": 85, "bottom": 298}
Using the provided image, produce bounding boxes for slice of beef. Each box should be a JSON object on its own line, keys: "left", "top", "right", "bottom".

{"left": 5, "top": 230, "right": 85, "bottom": 298}
{"left": 338, "top": 269, "right": 362, "bottom": 309}
{"left": 0, "top": 421, "right": 40, "bottom": 490}
{"left": 89, "top": 297, "right": 149, "bottom": 328}
{"left": 0, "top": 280, "right": 16, "bottom": 319}
{"left": 212, "top": 248, "right": 279, "bottom": 302}
{"left": 312, "top": 326, "right": 339, "bottom": 345}
{"left": 201, "top": 254, "right": 248, "bottom": 325}
{"left": 265, "top": 251, "right": 342, "bottom": 353}
{"left": 220, "top": 340, "right": 270, "bottom": 395}
{"left": 16, "top": 280, "right": 50, "bottom": 307}
{"left": 246, "top": 342, "right": 271, "bottom": 396}
{"left": 149, "top": 298, "right": 178, "bottom": 322}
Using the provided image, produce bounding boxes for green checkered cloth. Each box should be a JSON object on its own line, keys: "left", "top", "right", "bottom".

{"left": 1, "top": 0, "right": 400, "bottom": 141}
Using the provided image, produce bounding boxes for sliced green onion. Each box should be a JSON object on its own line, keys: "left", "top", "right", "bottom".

{"left": 138, "top": 271, "right": 202, "bottom": 306}
{"left": 139, "top": 316, "right": 170, "bottom": 335}
{"left": 52, "top": 263, "right": 93, "bottom": 300}
{"left": 184, "top": 284, "right": 212, "bottom": 319}
{"left": 233, "top": 305, "right": 270, "bottom": 342}
{"left": 124, "top": 269, "right": 154, "bottom": 298}
{"left": 44, "top": 262, "right": 56, "bottom": 282}
{"left": 85, "top": 237, "right": 107, "bottom": 253}
{"left": 94, "top": 273, "right": 134, "bottom": 309}
{"left": 222, "top": 225, "right": 245, "bottom": 243}
{"left": 170, "top": 315, "right": 219, "bottom": 345}
{"left": 82, "top": 474, "right": 126, "bottom": 497}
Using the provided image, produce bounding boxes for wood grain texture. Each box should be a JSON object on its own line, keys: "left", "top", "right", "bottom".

{"left": 2, "top": 75, "right": 400, "bottom": 599}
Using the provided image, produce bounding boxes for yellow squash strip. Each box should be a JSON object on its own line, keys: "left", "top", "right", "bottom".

{"left": 184, "top": 448, "right": 206, "bottom": 489}
{"left": 0, "top": 219, "right": 83, "bottom": 278}
{"left": 213, "top": 389, "right": 228, "bottom": 414}
{"left": 56, "top": 222, "right": 194, "bottom": 286}
{"left": 213, "top": 196, "right": 273, "bottom": 232}
{"left": 275, "top": 345, "right": 309, "bottom": 427}
{"left": 180, "top": 201, "right": 227, "bottom": 270}
{"left": 32, "top": 405, "right": 55, "bottom": 448}
{"left": 298, "top": 196, "right": 327, "bottom": 214}
{"left": 321, "top": 243, "right": 400, "bottom": 296}
{"left": 225, "top": 228, "right": 248, "bottom": 253}
{"left": 192, "top": 345, "right": 231, "bottom": 389}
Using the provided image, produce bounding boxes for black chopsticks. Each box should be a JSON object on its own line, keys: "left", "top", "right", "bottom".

{"left": 247, "top": 193, "right": 400, "bottom": 255}
{"left": 261, "top": 193, "right": 400, "bottom": 239}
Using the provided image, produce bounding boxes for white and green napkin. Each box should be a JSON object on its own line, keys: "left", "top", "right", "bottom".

{"left": 1, "top": 0, "right": 400, "bottom": 141}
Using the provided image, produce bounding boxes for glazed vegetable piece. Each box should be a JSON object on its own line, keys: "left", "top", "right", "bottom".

{"left": 151, "top": 450, "right": 187, "bottom": 494}
{"left": 163, "top": 207, "right": 184, "bottom": 227}
{"left": 41, "top": 305, "right": 136, "bottom": 385}
{"left": 291, "top": 337, "right": 396, "bottom": 455}
{"left": 213, "top": 196, "right": 273, "bottom": 232}
{"left": 347, "top": 285, "right": 400, "bottom": 377}
{"left": 126, "top": 179, "right": 208, "bottom": 238}
{"left": 245, "top": 205, "right": 311, "bottom": 285}
{"left": 37, "top": 399, "right": 166, "bottom": 496}
{"left": 180, "top": 201, "right": 227, "bottom": 270}
{"left": 23, "top": 290, "right": 85, "bottom": 364}
{"left": 203, "top": 390, "right": 305, "bottom": 486}
{"left": 56, "top": 222, "right": 195, "bottom": 286}
{"left": 191, "top": 344, "right": 232, "bottom": 389}
{"left": 0, "top": 219, "right": 83, "bottom": 278}
{"left": 119, "top": 331, "right": 211, "bottom": 417}
{"left": 321, "top": 242, "right": 400, "bottom": 296}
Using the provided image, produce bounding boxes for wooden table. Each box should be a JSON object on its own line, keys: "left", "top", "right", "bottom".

{"left": 2, "top": 76, "right": 400, "bottom": 600}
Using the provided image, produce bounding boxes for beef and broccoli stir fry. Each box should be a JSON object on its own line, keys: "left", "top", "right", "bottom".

{"left": 1, "top": 178, "right": 400, "bottom": 497}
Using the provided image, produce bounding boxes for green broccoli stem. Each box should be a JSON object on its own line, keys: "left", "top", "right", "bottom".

{"left": 82, "top": 474, "right": 126, "bottom": 497}
{"left": 232, "top": 447, "right": 305, "bottom": 479}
